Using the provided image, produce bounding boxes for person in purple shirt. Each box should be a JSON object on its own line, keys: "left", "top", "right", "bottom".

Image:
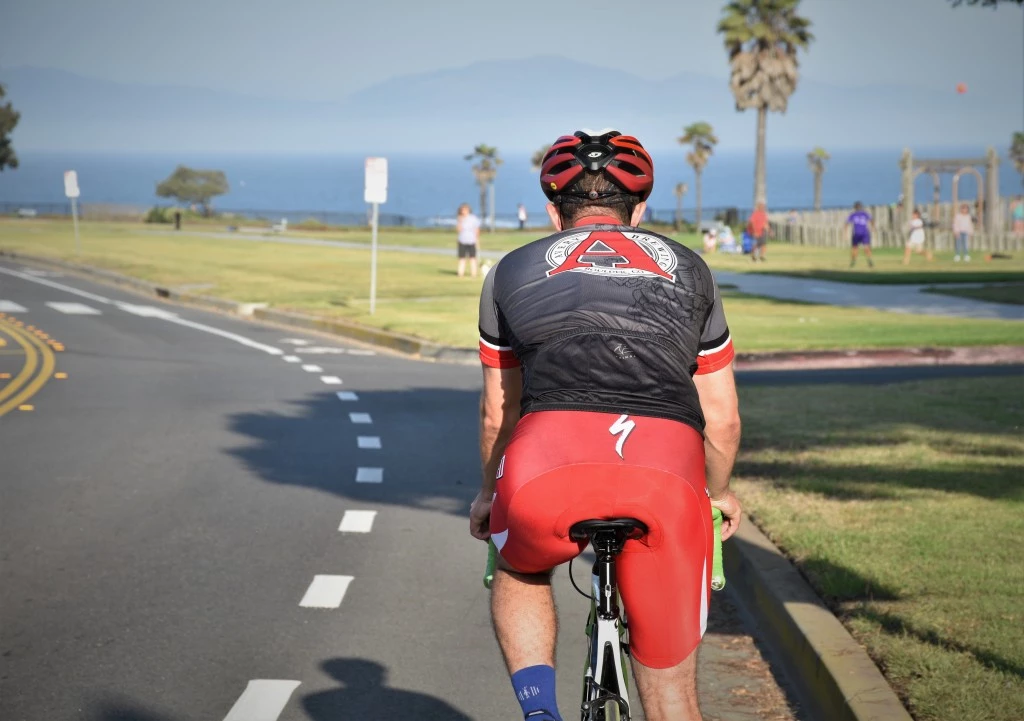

{"left": 845, "top": 201, "right": 875, "bottom": 268}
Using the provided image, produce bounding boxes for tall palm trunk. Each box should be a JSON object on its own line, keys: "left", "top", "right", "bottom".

{"left": 478, "top": 183, "right": 487, "bottom": 222}
{"left": 675, "top": 193, "right": 684, "bottom": 231}
{"left": 813, "top": 169, "right": 822, "bottom": 210}
{"left": 695, "top": 170, "right": 704, "bottom": 231}
{"left": 754, "top": 106, "right": 767, "bottom": 207}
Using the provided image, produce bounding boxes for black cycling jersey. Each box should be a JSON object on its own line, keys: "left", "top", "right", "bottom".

{"left": 478, "top": 216, "right": 734, "bottom": 434}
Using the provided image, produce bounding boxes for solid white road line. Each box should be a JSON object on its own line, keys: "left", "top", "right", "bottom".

{"left": 347, "top": 349, "right": 377, "bottom": 356}
{"left": 46, "top": 301, "right": 102, "bottom": 315}
{"left": 0, "top": 301, "right": 28, "bottom": 312}
{"left": 336, "top": 391, "right": 359, "bottom": 401}
{"left": 299, "top": 575, "right": 354, "bottom": 608}
{"left": 301, "top": 364, "right": 323, "bottom": 372}
{"left": 356, "top": 467, "right": 383, "bottom": 483}
{"left": 0, "top": 267, "right": 113, "bottom": 304}
{"left": 116, "top": 302, "right": 177, "bottom": 319}
{"left": 2, "top": 267, "right": 285, "bottom": 356}
{"left": 349, "top": 412, "right": 372, "bottom": 424}
{"left": 339, "top": 510, "right": 377, "bottom": 533}
{"left": 280, "top": 338, "right": 310, "bottom": 346}
{"left": 283, "top": 355, "right": 301, "bottom": 362}
{"left": 223, "top": 679, "right": 301, "bottom": 721}
{"left": 321, "top": 376, "right": 342, "bottom": 385}
{"left": 357, "top": 436, "right": 381, "bottom": 449}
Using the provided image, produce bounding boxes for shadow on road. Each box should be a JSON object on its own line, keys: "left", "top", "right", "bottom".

{"left": 87, "top": 699, "right": 182, "bottom": 721}
{"left": 303, "top": 658, "right": 473, "bottom": 720}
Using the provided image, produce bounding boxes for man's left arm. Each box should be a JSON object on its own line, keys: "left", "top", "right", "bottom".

{"left": 470, "top": 366, "right": 522, "bottom": 540}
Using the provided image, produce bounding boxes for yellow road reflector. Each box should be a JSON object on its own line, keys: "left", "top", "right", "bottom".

{"left": 0, "top": 373, "right": 11, "bottom": 379}
{"left": 18, "top": 404, "right": 34, "bottom": 411}
{"left": 55, "top": 372, "right": 68, "bottom": 379}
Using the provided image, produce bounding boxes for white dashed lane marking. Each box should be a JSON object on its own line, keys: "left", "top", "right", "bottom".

{"left": 356, "top": 467, "right": 383, "bottom": 483}
{"left": 299, "top": 575, "right": 354, "bottom": 608}
{"left": 280, "top": 338, "right": 310, "bottom": 346}
{"left": 222, "top": 679, "right": 301, "bottom": 721}
{"left": 339, "top": 510, "right": 377, "bottom": 533}
{"left": 336, "top": 391, "right": 359, "bottom": 401}
{"left": 321, "top": 376, "right": 342, "bottom": 385}
{"left": 349, "top": 412, "right": 372, "bottom": 424}
{"left": 283, "top": 355, "right": 301, "bottom": 363}
{"left": 301, "top": 364, "right": 323, "bottom": 372}
{"left": 357, "top": 436, "right": 381, "bottom": 449}
{"left": 46, "top": 302, "right": 102, "bottom": 315}
{"left": 0, "top": 301, "right": 27, "bottom": 312}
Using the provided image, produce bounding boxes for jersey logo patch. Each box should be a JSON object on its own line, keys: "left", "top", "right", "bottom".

{"left": 545, "top": 231, "right": 677, "bottom": 281}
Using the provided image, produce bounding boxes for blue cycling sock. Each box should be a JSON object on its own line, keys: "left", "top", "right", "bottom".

{"left": 510, "top": 664, "right": 562, "bottom": 721}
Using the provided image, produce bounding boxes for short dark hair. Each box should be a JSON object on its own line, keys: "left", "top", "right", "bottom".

{"left": 554, "top": 171, "right": 638, "bottom": 226}
{"left": 854, "top": 201, "right": 864, "bottom": 210}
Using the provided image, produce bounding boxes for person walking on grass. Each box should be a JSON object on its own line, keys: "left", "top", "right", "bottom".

{"left": 903, "top": 209, "right": 933, "bottom": 265}
{"left": 846, "top": 201, "right": 874, "bottom": 268}
{"left": 952, "top": 203, "right": 974, "bottom": 262}
{"left": 747, "top": 203, "right": 769, "bottom": 261}
{"left": 456, "top": 202, "right": 482, "bottom": 278}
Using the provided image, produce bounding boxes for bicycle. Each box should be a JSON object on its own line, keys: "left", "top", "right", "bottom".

{"left": 484, "top": 507, "right": 725, "bottom": 721}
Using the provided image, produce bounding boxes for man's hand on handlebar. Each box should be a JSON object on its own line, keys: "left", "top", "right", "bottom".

{"left": 710, "top": 490, "right": 742, "bottom": 541}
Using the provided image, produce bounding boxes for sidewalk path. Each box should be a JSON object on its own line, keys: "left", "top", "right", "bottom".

{"left": 714, "top": 270, "right": 1023, "bottom": 320}
{"left": 147, "top": 229, "right": 1022, "bottom": 320}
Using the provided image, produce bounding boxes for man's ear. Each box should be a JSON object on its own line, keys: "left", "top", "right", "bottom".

{"left": 630, "top": 201, "right": 647, "bottom": 227}
{"left": 546, "top": 203, "right": 563, "bottom": 231}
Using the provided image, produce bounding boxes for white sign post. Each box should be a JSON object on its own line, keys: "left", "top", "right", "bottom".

{"left": 364, "top": 158, "right": 388, "bottom": 315}
{"left": 64, "top": 170, "right": 81, "bottom": 254}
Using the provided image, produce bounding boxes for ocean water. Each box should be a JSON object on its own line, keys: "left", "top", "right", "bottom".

{"left": 0, "top": 148, "right": 1018, "bottom": 224}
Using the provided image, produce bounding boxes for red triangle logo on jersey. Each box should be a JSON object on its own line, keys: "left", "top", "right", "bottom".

{"left": 547, "top": 231, "right": 675, "bottom": 280}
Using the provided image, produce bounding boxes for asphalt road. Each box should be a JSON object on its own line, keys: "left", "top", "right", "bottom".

{"left": 1, "top": 260, "right": 818, "bottom": 721}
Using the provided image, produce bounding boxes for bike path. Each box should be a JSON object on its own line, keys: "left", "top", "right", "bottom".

{"left": 0, "top": 260, "right": 802, "bottom": 721}
{"left": 144, "top": 228, "right": 1023, "bottom": 320}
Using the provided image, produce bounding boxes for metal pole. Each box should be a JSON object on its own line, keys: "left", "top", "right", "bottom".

{"left": 369, "top": 202, "right": 379, "bottom": 315}
{"left": 71, "top": 197, "right": 80, "bottom": 254}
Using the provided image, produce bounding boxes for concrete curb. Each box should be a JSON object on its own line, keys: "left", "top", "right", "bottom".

{"left": 724, "top": 521, "right": 914, "bottom": 721}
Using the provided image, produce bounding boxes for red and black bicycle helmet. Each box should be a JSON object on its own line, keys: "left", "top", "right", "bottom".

{"left": 539, "top": 129, "right": 654, "bottom": 202}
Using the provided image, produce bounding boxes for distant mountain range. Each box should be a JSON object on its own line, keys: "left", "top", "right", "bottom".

{"left": 2, "top": 57, "right": 1018, "bottom": 153}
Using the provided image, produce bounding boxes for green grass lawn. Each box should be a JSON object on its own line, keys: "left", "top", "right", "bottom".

{"left": 924, "top": 283, "right": 1024, "bottom": 306}
{"left": 3, "top": 219, "right": 1023, "bottom": 350}
{"left": 701, "top": 242, "right": 1024, "bottom": 285}
{"left": 733, "top": 376, "right": 1024, "bottom": 721}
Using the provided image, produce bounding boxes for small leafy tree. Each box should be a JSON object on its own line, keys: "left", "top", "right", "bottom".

{"left": 806, "top": 147, "right": 830, "bottom": 210}
{"left": 673, "top": 182, "right": 688, "bottom": 231}
{"left": 155, "top": 165, "right": 229, "bottom": 216}
{"left": 679, "top": 122, "right": 718, "bottom": 231}
{"left": 1011, "top": 131, "right": 1024, "bottom": 180}
{"left": 0, "top": 84, "right": 20, "bottom": 172}
{"left": 465, "top": 144, "right": 502, "bottom": 230}
{"left": 530, "top": 144, "right": 551, "bottom": 172}
{"left": 949, "top": 0, "right": 1023, "bottom": 7}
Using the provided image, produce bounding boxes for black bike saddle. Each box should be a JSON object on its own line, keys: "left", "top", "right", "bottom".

{"left": 569, "top": 518, "right": 648, "bottom": 542}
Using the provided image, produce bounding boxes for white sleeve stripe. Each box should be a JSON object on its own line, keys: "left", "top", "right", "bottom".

{"left": 479, "top": 337, "right": 513, "bottom": 352}
{"left": 698, "top": 336, "right": 732, "bottom": 356}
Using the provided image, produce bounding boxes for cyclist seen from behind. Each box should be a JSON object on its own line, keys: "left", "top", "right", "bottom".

{"left": 469, "top": 130, "right": 743, "bottom": 721}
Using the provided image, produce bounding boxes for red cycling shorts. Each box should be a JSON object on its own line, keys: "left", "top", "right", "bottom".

{"left": 489, "top": 410, "right": 712, "bottom": 669}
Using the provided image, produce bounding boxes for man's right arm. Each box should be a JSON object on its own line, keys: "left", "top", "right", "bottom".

{"left": 693, "top": 365, "right": 742, "bottom": 539}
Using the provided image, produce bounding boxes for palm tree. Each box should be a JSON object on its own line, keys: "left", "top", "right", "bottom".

{"left": 465, "top": 144, "right": 502, "bottom": 230}
{"left": 718, "top": 0, "right": 813, "bottom": 207}
{"left": 678, "top": 122, "right": 718, "bottom": 231}
{"left": 530, "top": 144, "right": 551, "bottom": 172}
{"left": 673, "top": 182, "right": 688, "bottom": 231}
{"left": 806, "top": 147, "right": 829, "bottom": 210}
{"left": 1011, "top": 131, "right": 1024, "bottom": 180}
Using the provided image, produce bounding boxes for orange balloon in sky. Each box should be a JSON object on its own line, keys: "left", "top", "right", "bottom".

{"left": 956, "top": 82, "right": 967, "bottom": 94}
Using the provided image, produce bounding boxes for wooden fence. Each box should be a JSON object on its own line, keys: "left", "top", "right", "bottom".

{"left": 770, "top": 222, "right": 1022, "bottom": 253}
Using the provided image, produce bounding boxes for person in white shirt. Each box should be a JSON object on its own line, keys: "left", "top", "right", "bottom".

{"left": 952, "top": 204, "right": 974, "bottom": 262}
{"left": 903, "top": 209, "right": 933, "bottom": 265}
{"left": 517, "top": 203, "right": 528, "bottom": 231}
{"left": 456, "top": 203, "right": 482, "bottom": 278}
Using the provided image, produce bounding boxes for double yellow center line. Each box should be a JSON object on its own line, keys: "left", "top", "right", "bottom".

{"left": 0, "top": 317, "right": 57, "bottom": 417}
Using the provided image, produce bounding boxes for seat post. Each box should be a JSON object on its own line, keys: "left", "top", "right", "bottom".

{"left": 593, "top": 531, "right": 622, "bottom": 620}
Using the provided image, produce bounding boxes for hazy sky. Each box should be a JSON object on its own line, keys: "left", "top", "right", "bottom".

{"left": 2, "top": 0, "right": 1022, "bottom": 100}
